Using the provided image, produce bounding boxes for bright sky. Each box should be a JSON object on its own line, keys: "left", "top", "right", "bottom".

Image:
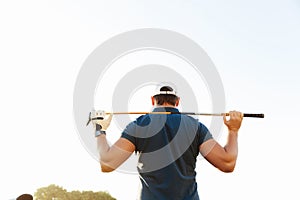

{"left": 0, "top": 0, "right": 299, "bottom": 199}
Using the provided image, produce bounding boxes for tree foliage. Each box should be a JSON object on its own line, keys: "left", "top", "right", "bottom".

{"left": 34, "top": 184, "right": 116, "bottom": 200}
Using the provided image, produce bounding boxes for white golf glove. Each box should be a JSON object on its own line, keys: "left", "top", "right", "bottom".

{"left": 91, "top": 110, "right": 113, "bottom": 131}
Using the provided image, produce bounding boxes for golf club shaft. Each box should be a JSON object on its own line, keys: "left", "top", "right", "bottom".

{"left": 105, "top": 112, "right": 264, "bottom": 118}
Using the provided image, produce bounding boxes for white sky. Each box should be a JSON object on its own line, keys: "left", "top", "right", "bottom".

{"left": 0, "top": 0, "right": 299, "bottom": 199}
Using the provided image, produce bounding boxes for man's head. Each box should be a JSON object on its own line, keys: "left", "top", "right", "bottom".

{"left": 151, "top": 84, "right": 180, "bottom": 107}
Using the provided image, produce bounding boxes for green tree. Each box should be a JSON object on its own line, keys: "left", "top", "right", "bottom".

{"left": 34, "top": 184, "right": 116, "bottom": 200}
{"left": 35, "top": 184, "right": 68, "bottom": 200}
{"left": 80, "top": 191, "right": 116, "bottom": 200}
{"left": 67, "top": 190, "right": 81, "bottom": 200}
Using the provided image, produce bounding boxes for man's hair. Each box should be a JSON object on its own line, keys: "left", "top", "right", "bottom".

{"left": 153, "top": 86, "right": 179, "bottom": 106}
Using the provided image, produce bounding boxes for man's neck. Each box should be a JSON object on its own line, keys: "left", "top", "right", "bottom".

{"left": 154, "top": 103, "right": 176, "bottom": 108}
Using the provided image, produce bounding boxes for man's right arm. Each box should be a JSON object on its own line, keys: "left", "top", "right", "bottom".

{"left": 199, "top": 111, "right": 243, "bottom": 172}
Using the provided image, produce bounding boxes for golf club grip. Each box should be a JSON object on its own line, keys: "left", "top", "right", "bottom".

{"left": 243, "top": 113, "right": 264, "bottom": 118}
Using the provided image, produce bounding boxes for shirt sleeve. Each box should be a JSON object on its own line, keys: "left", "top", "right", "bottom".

{"left": 121, "top": 121, "right": 137, "bottom": 147}
{"left": 198, "top": 122, "right": 213, "bottom": 145}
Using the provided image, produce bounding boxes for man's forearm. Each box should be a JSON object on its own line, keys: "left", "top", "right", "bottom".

{"left": 224, "top": 131, "right": 238, "bottom": 167}
{"left": 96, "top": 135, "right": 116, "bottom": 172}
{"left": 97, "top": 135, "right": 111, "bottom": 161}
{"left": 96, "top": 134, "right": 135, "bottom": 172}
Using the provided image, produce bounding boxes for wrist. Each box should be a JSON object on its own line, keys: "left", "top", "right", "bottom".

{"left": 228, "top": 129, "right": 239, "bottom": 135}
{"left": 95, "top": 130, "right": 106, "bottom": 137}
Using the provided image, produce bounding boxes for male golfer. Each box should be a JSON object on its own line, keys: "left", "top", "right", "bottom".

{"left": 93, "top": 83, "right": 243, "bottom": 200}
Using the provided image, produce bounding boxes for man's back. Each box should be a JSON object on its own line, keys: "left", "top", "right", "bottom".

{"left": 122, "top": 107, "right": 212, "bottom": 200}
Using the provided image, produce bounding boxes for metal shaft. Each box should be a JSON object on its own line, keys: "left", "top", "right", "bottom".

{"left": 105, "top": 112, "right": 264, "bottom": 118}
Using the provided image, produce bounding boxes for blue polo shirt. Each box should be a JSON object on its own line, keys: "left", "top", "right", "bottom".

{"left": 121, "top": 107, "right": 213, "bottom": 200}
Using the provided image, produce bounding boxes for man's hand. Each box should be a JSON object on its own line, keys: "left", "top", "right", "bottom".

{"left": 91, "top": 110, "right": 113, "bottom": 131}
{"left": 223, "top": 111, "right": 243, "bottom": 132}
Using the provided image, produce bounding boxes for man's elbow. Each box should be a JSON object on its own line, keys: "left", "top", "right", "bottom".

{"left": 100, "top": 161, "right": 115, "bottom": 173}
{"left": 219, "top": 161, "right": 236, "bottom": 173}
{"left": 101, "top": 165, "right": 115, "bottom": 173}
{"left": 221, "top": 166, "right": 235, "bottom": 173}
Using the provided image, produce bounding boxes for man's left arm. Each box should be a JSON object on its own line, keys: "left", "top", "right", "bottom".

{"left": 92, "top": 113, "right": 135, "bottom": 172}
{"left": 97, "top": 135, "right": 135, "bottom": 172}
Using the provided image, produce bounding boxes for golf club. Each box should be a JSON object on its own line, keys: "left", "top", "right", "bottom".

{"left": 86, "top": 111, "right": 264, "bottom": 126}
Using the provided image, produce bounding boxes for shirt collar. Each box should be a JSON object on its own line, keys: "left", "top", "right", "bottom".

{"left": 152, "top": 107, "right": 179, "bottom": 113}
